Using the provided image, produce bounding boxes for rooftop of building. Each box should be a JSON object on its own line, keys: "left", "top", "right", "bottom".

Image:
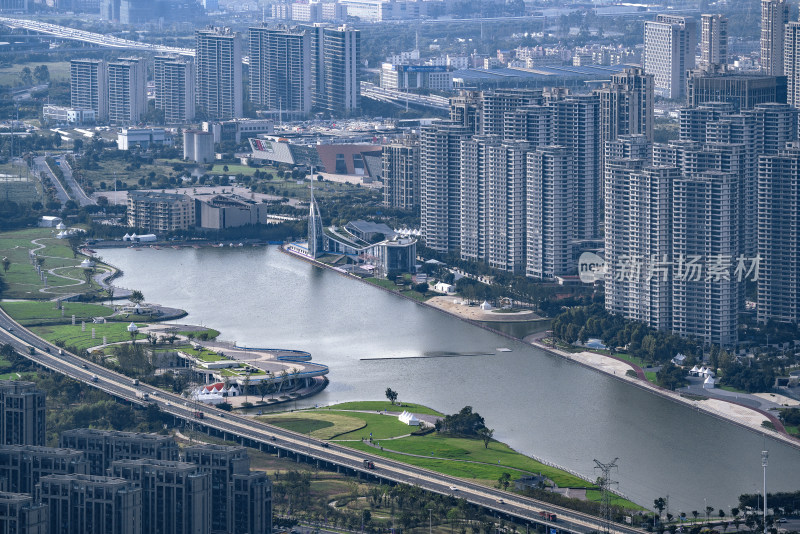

{"left": 60, "top": 428, "right": 177, "bottom": 441}
{"left": 127, "top": 191, "right": 190, "bottom": 203}
{"left": 345, "top": 219, "right": 395, "bottom": 237}
{"left": 0, "top": 445, "right": 84, "bottom": 456}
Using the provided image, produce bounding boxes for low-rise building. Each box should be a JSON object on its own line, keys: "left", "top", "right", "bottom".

{"left": 202, "top": 119, "right": 275, "bottom": 144}
{"left": 42, "top": 105, "right": 96, "bottom": 125}
{"left": 380, "top": 64, "right": 453, "bottom": 91}
{"left": 195, "top": 194, "right": 270, "bottom": 230}
{"left": 127, "top": 191, "right": 195, "bottom": 232}
{"left": 117, "top": 128, "right": 173, "bottom": 150}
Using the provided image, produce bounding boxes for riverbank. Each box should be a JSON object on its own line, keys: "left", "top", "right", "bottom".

{"left": 528, "top": 335, "right": 800, "bottom": 449}
{"left": 281, "top": 244, "right": 800, "bottom": 451}
{"left": 259, "top": 400, "right": 643, "bottom": 510}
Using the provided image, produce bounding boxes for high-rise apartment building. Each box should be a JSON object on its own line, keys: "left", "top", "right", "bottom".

{"left": 644, "top": 15, "right": 697, "bottom": 99}
{"left": 596, "top": 67, "right": 654, "bottom": 144}
{"left": 672, "top": 171, "right": 740, "bottom": 347}
{"left": 249, "top": 26, "right": 312, "bottom": 116}
{"left": 686, "top": 64, "right": 786, "bottom": 110}
{"left": 70, "top": 59, "right": 107, "bottom": 122}
{"left": 382, "top": 137, "right": 420, "bottom": 210}
{"left": 195, "top": 27, "right": 242, "bottom": 120}
{"left": 59, "top": 429, "right": 179, "bottom": 476}
{"left": 479, "top": 89, "right": 543, "bottom": 137}
{"left": 37, "top": 474, "right": 141, "bottom": 534}
{"left": 700, "top": 14, "right": 728, "bottom": 65}
{"left": 108, "top": 57, "right": 147, "bottom": 125}
{"left": 605, "top": 162, "right": 676, "bottom": 331}
{"left": 757, "top": 148, "right": 800, "bottom": 323}
{"left": 548, "top": 94, "right": 601, "bottom": 241}
{"left": 0, "top": 492, "right": 48, "bottom": 534}
{"left": 420, "top": 122, "right": 472, "bottom": 253}
{"left": 182, "top": 445, "right": 250, "bottom": 534}
{"left": 0, "top": 445, "right": 88, "bottom": 494}
{"left": 0, "top": 381, "right": 45, "bottom": 447}
{"left": 526, "top": 146, "right": 574, "bottom": 279}
{"left": 231, "top": 471, "right": 272, "bottom": 534}
{"left": 784, "top": 22, "right": 800, "bottom": 107}
{"left": 154, "top": 55, "right": 195, "bottom": 124}
{"left": 322, "top": 25, "right": 360, "bottom": 116}
{"left": 110, "top": 459, "right": 212, "bottom": 534}
{"left": 761, "top": 0, "right": 789, "bottom": 75}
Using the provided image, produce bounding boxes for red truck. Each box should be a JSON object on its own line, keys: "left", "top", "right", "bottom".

{"left": 539, "top": 512, "right": 557, "bottom": 522}
{"left": 193, "top": 411, "right": 204, "bottom": 419}
{"left": 363, "top": 460, "right": 375, "bottom": 469}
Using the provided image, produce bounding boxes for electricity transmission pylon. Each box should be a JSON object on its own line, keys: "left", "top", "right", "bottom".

{"left": 594, "top": 457, "right": 620, "bottom": 533}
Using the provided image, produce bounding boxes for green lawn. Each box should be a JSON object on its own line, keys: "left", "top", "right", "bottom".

{"left": 0, "top": 60, "right": 71, "bottom": 86}
{"left": 177, "top": 345, "right": 224, "bottom": 362}
{"left": 0, "top": 228, "right": 97, "bottom": 299}
{"left": 259, "top": 412, "right": 367, "bottom": 439}
{"left": 210, "top": 164, "right": 259, "bottom": 176}
{"left": 585, "top": 489, "right": 645, "bottom": 511}
{"left": 718, "top": 384, "right": 748, "bottom": 394}
{"left": 177, "top": 328, "right": 220, "bottom": 340}
{"left": 363, "top": 278, "right": 432, "bottom": 302}
{"left": 327, "top": 401, "right": 443, "bottom": 416}
{"left": 612, "top": 352, "right": 649, "bottom": 369}
{"left": 31, "top": 322, "right": 146, "bottom": 352}
{"left": 645, "top": 371, "right": 657, "bottom": 383}
{"left": 785, "top": 425, "right": 800, "bottom": 437}
{"left": 0, "top": 300, "right": 113, "bottom": 326}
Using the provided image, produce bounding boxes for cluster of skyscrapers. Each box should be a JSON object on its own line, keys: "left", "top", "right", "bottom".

{"left": 388, "top": 5, "right": 800, "bottom": 347}
{"left": 0, "top": 380, "right": 272, "bottom": 534}
{"left": 69, "top": 24, "right": 361, "bottom": 126}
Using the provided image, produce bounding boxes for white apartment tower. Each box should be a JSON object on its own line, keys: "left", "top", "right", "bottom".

{"left": 784, "top": 22, "right": 800, "bottom": 107}
{"left": 420, "top": 122, "right": 472, "bottom": 253}
{"left": 195, "top": 27, "right": 242, "bottom": 120}
{"left": 382, "top": 139, "right": 420, "bottom": 210}
{"left": 761, "top": 0, "right": 789, "bottom": 76}
{"left": 249, "top": 26, "right": 312, "bottom": 116}
{"left": 526, "top": 146, "right": 574, "bottom": 278}
{"left": 154, "top": 55, "right": 195, "bottom": 124}
{"left": 644, "top": 15, "right": 697, "bottom": 99}
{"left": 757, "top": 149, "right": 800, "bottom": 323}
{"left": 604, "top": 162, "right": 676, "bottom": 331}
{"left": 672, "top": 171, "right": 740, "bottom": 347}
{"left": 700, "top": 14, "right": 728, "bottom": 65}
{"left": 70, "top": 59, "right": 107, "bottom": 122}
{"left": 596, "top": 67, "right": 655, "bottom": 144}
{"left": 107, "top": 57, "right": 147, "bottom": 125}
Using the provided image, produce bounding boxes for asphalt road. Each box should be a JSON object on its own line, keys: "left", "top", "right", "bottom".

{"left": 34, "top": 155, "right": 71, "bottom": 205}
{"left": 0, "top": 308, "right": 649, "bottom": 534}
{"left": 57, "top": 155, "right": 95, "bottom": 207}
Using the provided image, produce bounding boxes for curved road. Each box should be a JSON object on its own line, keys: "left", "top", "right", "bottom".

{"left": 57, "top": 156, "right": 95, "bottom": 207}
{"left": 0, "top": 309, "right": 647, "bottom": 534}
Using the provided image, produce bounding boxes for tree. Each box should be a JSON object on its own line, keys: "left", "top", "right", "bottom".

{"left": 257, "top": 379, "right": 269, "bottom": 402}
{"left": 497, "top": 472, "right": 510, "bottom": 490}
{"left": 477, "top": 427, "right": 494, "bottom": 448}
{"left": 83, "top": 267, "right": 95, "bottom": 288}
{"left": 35, "top": 256, "right": 45, "bottom": 270}
{"left": 654, "top": 498, "right": 667, "bottom": 521}
{"left": 692, "top": 511, "right": 699, "bottom": 524}
{"left": 129, "top": 290, "right": 144, "bottom": 305}
{"left": 705, "top": 506, "right": 714, "bottom": 523}
{"left": 243, "top": 374, "right": 251, "bottom": 401}
{"left": 33, "top": 64, "right": 50, "bottom": 84}
{"left": 1, "top": 257, "right": 9, "bottom": 273}
{"left": 19, "top": 67, "right": 32, "bottom": 86}
{"left": 385, "top": 387, "right": 398, "bottom": 405}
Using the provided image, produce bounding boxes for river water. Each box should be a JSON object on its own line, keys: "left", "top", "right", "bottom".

{"left": 99, "top": 245, "right": 800, "bottom": 512}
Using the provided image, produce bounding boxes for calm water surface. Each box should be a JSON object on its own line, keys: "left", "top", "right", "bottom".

{"left": 99, "top": 245, "right": 800, "bottom": 512}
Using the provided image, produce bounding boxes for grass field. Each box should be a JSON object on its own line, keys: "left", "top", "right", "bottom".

{"left": 178, "top": 328, "right": 220, "bottom": 339}
{"left": 0, "top": 61, "right": 71, "bottom": 86}
{"left": 0, "top": 228, "right": 97, "bottom": 299}
{"left": 364, "top": 278, "right": 432, "bottom": 302}
{"left": 327, "top": 401, "right": 443, "bottom": 416}
{"left": 260, "top": 412, "right": 367, "bottom": 439}
{"left": 254, "top": 404, "right": 646, "bottom": 508}
{"left": 0, "top": 301, "right": 113, "bottom": 326}
{"left": 177, "top": 345, "right": 224, "bottom": 362}
{"left": 31, "top": 322, "right": 146, "bottom": 351}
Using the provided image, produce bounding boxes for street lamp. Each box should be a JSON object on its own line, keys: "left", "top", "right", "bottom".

{"left": 762, "top": 450, "right": 768, "bottom": 534}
